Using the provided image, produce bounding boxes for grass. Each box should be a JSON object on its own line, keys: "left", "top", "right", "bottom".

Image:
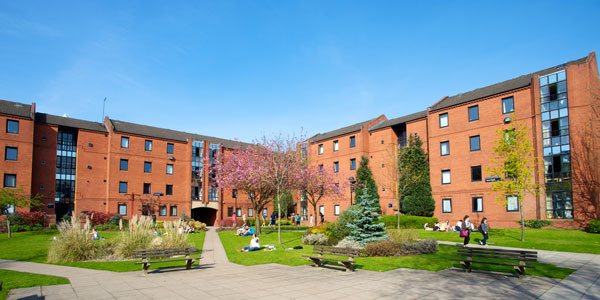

{"left": 0, "top": 269, "right": 69, "bottom": 300}
{"left": 413, "top": 228, "right": 600, "bottom": 254}
{"left": 218, "top": 230, "right": 574, "bottom": 278}
{"left": 0, "top": 230, "right": 206, "bottom": 272}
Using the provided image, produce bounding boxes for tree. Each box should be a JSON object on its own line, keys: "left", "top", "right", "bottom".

{"left": 1, "top": 187, "right": 42, "bottom": 238}
{"left": 346, "top": 190, "right": 387, "bottom": 245}
{"left": 398, "top": 134, "right": 435, "bottom": 220}
{"left": 355, "top": 156, "right": 381, "bottom": 213}
{"left": 272, "top": 190, "right": 294, "bottom": 218}
{"left": 297, "top": 164, "right": 340, "bottom": 227}
{"left": 487, "top": 123, "right": 539, "bottom": 242}
{"left": 217, "top": 144, "right": 276, "bottom": 235}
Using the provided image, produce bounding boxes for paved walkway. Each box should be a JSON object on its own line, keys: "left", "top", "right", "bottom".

{"left": 0, "top": 229, "right": 598, "bottom": 299}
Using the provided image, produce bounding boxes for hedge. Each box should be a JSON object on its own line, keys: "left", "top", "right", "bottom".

{"left": 378, "top": 215, "right": 438, "bottom": 229}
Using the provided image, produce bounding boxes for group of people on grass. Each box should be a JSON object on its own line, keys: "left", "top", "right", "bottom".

{"left": 424, "top": 216, "right": 490, "bottom": 246}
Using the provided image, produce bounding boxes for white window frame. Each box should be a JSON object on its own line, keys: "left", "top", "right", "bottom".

{"left": 334, "top": 204, "right": 340, "bottom": 216}
{"left": 333, "top": 140, "right": 339, "bottom": 151}
{"left": 441, "top": 170, "right": 451, "bottom": 184}
{"left": 442, "top": 199, "right": 452, "bottom": 213}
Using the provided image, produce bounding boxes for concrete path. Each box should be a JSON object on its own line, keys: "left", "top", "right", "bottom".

{"left": 0, "top": 229, "right": 598, "bottom": 299}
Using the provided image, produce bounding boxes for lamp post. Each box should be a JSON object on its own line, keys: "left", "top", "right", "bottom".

{"left": 348, "top": 176, "right": 357, "bottom": 205}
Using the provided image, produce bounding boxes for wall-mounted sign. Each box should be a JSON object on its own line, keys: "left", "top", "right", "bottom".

{"left": 485, "top": 176, "right": 501, "bottom": 182}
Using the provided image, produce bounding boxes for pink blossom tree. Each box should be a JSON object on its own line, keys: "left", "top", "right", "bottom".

{"left": 297, "top": 164, "right": 341, "bottom": 227}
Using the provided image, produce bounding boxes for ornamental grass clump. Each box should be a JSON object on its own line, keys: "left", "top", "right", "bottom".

{"left": 48, "top": 216, "right": 98, "bottom": 262}
{"left": 115, "top": 215, "right": 154, "bottom": 258}
{"left": 159, "top": 219, "right": 190, "bottom": 248}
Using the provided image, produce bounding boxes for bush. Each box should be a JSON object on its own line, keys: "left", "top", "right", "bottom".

{"left": 329, "top": 206, "right": 359, "bottom": 241}
{"left": 49, "top": 224, "right": 57, "bottom": 230}
{"left": 218, "top": 218, "right": 235, "bottom": 227}
{"left": 154, "top": 221, "right": 165, "bottom": 229}
{"left": 48, "top": 216, "right": 97, "bottom": 262}
{"left": 6, "top": 212, "right": 24, "bottom": 226}
{"left": 586, "top": 219, "right": 600, "bottom": 233}
{"left": 262, "top": 225, "right": 309, "bottom": 231}
{"left": 387, "top": 229, "right": 418, "bottom": 243}
{"left": 379, "top": 215, "right": 438, "bottom": 229}
{"left": 81, "top": 211, "right": 116, "bottom": 226}
{"left": 114, "top": 215, "right": 154, "bottom": 258}
{"left": 158, "top": 220, "right": 191, "bottom": 248}
{"left": 335, "top": 238, "right": 364, "bottom": 250}
{"left": 95, "top": 224, "right": 119, "bottom": 231}
{"left": 19, "top": 211, "right": 47, "bottom": 227}
{"left": 109, "top": 215, "right": 121, "bottom": 226}
{"left": 517, "top": 220, "right": 553, "bottom": 229}
{"left": 302, "top": 233, "right": 329, "bottom": 245}
{"left": 365, "top": 240, "right": 402, "bottom": 257}
{"left": 188, "top": 220, "right": 207, "bottom": 231}
{"left": 399, "top": 239, "right": 437, "bottom": 255}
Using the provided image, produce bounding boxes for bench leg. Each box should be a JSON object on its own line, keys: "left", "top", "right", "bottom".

{"left": 339, "top": 261, "right": 354, "bottom": 272}
{"left": 460, "top": 261, "right": 472, "bottom": 273}
{"left": 308, "top": 258, "right": 323, "bottom": 267}
{"left": 514, "top": 265, "right": 525, "bottom": 277}
{"left": 186, "top": 258, "right": 194, "bottom": 270}
{"left": 142, "top": 262, "right": 150, "bottom": 275}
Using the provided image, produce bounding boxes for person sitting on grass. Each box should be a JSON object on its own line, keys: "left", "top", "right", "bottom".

{"left": 237, "top": 226, "right": 249, "bottom": 236}
{"left": 242, "top": 226, "right": 255, "bottom": 236}
{"left": 439, "top": 220, "right": 448, "bottom": 232}
{"left": 240, "top": 234, "right": 260, "bottom": 252}
{"left": 433, "top": 222, "right": 440, "bottom": 231}
{"left": 423, "top": 223, "right": 433, "bottom": 231}
{"left": 91, "top": 227, "right": 100, "bottom": 240}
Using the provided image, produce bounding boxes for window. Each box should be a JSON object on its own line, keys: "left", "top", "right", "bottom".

{"left": 319, "top": 205, "right": 325, "bottom": 215}
{"left": 349, "top": 136, "right": 356, "bottom": 148}
{"left": 209, "top": 188, "right": 218, "bottom": 201}
{"left": 472, "top": 197, "right": 483, "bottom": 212}
{"left": 159, "top": 205, "right": 167, "bottom": 216}
{"left": 350, "top": 158, "right": 356, "bottom": 170}
{"left": 232, "top": 189, "right": 238, "bottom": 198}
{"left": 318, "top": 144, "right": 323, "bottom": 155}
{"left": 468, "top": 105, "right": 479, "bottom": 122}
{"left": 144, "top": 161, "right": 152, "bottom": 173}
{"left": 166, "top": 164, "right": 173, "bottom": 175}
{"left": 318, "top": 164, "right": 324, "bottom": 173}
{"left": 333, "top": 161, "right": 339, "bottom": 173}
{"left": 227, "top": 207, "right": 233, "bottom": 217}
{"left": 470, "top": 135, "right": 480, "bottom": 151}
{"left": 442, "top": 199, "right": 452, "bottom": 213}
{"left": 506, "top": 196, "right": 519, "bottom": 212}
{"left": 167, "top": 143, "right": 174, "bottom": 154}
{"left": 166, "top": 184, "right": 173, "bottom": 196}
{"left": 236, "top": 208, "right": 242, "bottom": 217}
{"left": 119, "top": 181, "right": 128, "bottom": 193}
{"left": 6, "top": 120, "right": 19, "bottom": 134}
{"left": 263, "top": 208, "right": 268, "bottom": 217}
{"left": 502, "top": 96, "right": 514, "bottom": 114}
{"left": 5, "top": 146, "right": 17, "bottom": 161}
{"left": 441, "top": 170, "right": 451, "bottom": 184}
{"left": 334, "top": 204, "right": 340, "bottom": 216}
{"left": 143, "top": 183, "right": 151, "bottom": 194}
{"left": 248, "top": 208, "right": 253, "bottom": 217}
{"left": 145, "top": 140, "right": 153, "bottom": 151}
{"left": 333, "top": 140, "right": 339, "bottom": 151}
{"left": 440, "top": 141, "right": 450, "bottom": 156}
{"left": 121, "top": 137, "right": 129, "bottom": 148}
{"left": 439, "top": 113, "right": 448, "bottom": 128}
{"left": 3, "top": 174, "right": 16, "bottom": 187}
{"left": 471, "top": 166, "right": 482, "bottom": 182}
{"left": 118, "top": 204, "right": 127, "bottom": 216}
{"left": 119, "top": 159, "right": 128, "bottom": 171}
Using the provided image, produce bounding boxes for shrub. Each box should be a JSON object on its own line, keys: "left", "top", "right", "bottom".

{"left": 81, "top": 211, "right": 115, "bottom": 226}
{"left": 49, "top": 224, "right": 57, "bottom": 230}
{"left": 302, "top": 233, "right": 328, "bottom": 245}
{"left": 335, "top": 238, "right": 364, "bottom": 250}
{"left": 114, "top": 215, "right": 154, "bottom": 258}
{"left": 365, "top": 240, "right": 402, "bottom": 257}
{"left": 48, "top": 216, "right": 97, "bottom": 262}
{"left": 218, "top": 218, "right": 235, "bottom": 227}
{"left": 379, "top": 215, "right": 438, "bottom": 229}
{"left": 154, "top": 221, "right": 165, "bottom": 229}
{"left": 19, "top": 211, "right": 47, "bottom": 227}
{"left": 517, "top": 220, "right": 553, "bottom": 229}
{"left": 329, "top": 206, "right": 359, "bottom": 241}
{"left": 262, "top": 225, "right": 309, "bottom": 231}
{"left": 399, "top": 239, "right": 437, "bottom": 255}
{"left": 108, "top": 215, "right": 121, "bottom": 226}
{"left": 586, "top": 218, "right": 600, "bottom": 233}
{"left": 387, "top": 229, "right": 418, "bottom": 243}
{"left": 188, "top": 220, "right": 207, "bottom": 231}
{"left": 158, "top": 220, "right": 190, "bottom": 248}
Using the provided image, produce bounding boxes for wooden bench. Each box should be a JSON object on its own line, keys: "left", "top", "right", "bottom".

{"left": 456, "top": 246, "right": 537, "bottom": 277}
{"left": 303, "top": 245, "right": 362, "bottom": 272}
{"left": 134, "top": 247, "right": 198, "bottom": 274}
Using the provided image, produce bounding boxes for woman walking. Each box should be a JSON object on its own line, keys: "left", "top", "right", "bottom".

{"left": 479, "top": 217, "right": 489, "bottom": 245}
{"left": 460, "top": 215, "right": 471, "bottom": 246}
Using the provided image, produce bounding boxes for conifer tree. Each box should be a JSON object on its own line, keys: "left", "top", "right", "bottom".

{"left": 398, "top": 134, "right": 435, "bottom": 217}
{"left": 347, "top": 190, "right": 387, "bottom": 245}
{"left": 355, "top": 156, "right": 381, "bottom": 213}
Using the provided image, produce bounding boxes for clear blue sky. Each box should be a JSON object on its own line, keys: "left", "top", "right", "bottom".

{"left": 1, "top": 1, "right": 599, "bottom": 142}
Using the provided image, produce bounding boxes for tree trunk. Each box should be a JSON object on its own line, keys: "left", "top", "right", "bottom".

{"left": 7, "top": 219, "right": 11, "bottom": 238}
{"left": 312, "top": 202, "right": 318, "bottom": 228}
{"left": 254, "top": 203, "right": 262, "bottom": 235}
{"left": 397, "top": 193, "right": 401, "bottom": 230}
{"left": 520, "top": 196, "right": 525, "bottom": 242}
{"left": 277, "top": 187, "right": 282, "bottom": 244}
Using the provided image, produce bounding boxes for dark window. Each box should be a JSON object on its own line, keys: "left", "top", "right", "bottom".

{"left": 167, "top": 143, "right": 174, "bottom": 154}
{"left": 472, "top": 197, "right": 483, "bottom": 212}
{"left": 159, "top": 205, "right": 167, "bottom": 216}
{"left": 3, "top": 174, "right": 16, "bottom": 187}
{"left": 5, "top": 146, "right": 18, "bottom": 161}
{"left": 144, "top": 161, "right": 152, "bottom": 173}
{"left": 121, "top": 137, "right": 129, "bottom": 148}
{"left": 166, "top": 184, "right": 173, "bottom": 196}
{"left": 502, "top": 97, "right": 514, "bottom": 114}
{"left": 470, "top": 135, "right": 481, "bottom": 151}
{"left": 471, "top": 166, "right": 482, "bottom": 182}
{"left": 441, "top": 170, "right": 451, "bottom": 184}
{"left": 119, "top": 181, "right": 128, "bottom": 193}
{"left": 333, "top": 161, "right": 339, "bottom": 173}
{"left": 119, "top": 159, "right": 128, "bottom": 171}
{"left": 349, "top": 136, "right": 356, "bottom": 148}
{"left": 118, "top": 204, "right": 127, "bottom": 216}
{"left": 143, "top": 183, "right": 151, "bottom": 194}
{"left": 333, "top": 140, "right": 339, "bottom": 151}
{"left": 468, "top": 105, "right": 479, "bottom": 122}
{"left": 350, "top": 158, "right": 356, "bottom": 170}
{"left": 318, "top": 164, "right": 324, "bottom": 173}
{"left": 166, "top": 164, "right": 174, "bottom": 174}
{"left": 6, "top": 120, "right": 19, "bottom": 134}
{"left": 145, "top": 140, "right": 153, "bottom": 151}
{"left": 227, "top": 207, "right": 234, "bottom": 217}
{"left": 442, "top": 199, "right": 452, "bottom": 213}
{"left": 439, "top": 113, "right": 449, "bottom": 128}
{"left": 170, "top": 206, "right": 178, "bottom": 216}
{"left": 440, "top": 141, "right": 450, "bottom": 156}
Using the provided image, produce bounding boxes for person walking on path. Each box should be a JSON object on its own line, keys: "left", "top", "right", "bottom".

{"left": 461, "top": 215, "right": 471, "bottom": 246}
{"left": 242, "top": 213, "right": 247, "bottom": 226}
{"left": 232, "top": 213, "right": 237, "bottom": 228}
{"left": 309, "top": 214, "right": 314, "bottom": 227}
{"left": 479, "top": 217, "right": 489, "bottom": 245}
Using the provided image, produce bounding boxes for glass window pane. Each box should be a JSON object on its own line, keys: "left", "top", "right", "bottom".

{"left": 542, "top": 112, "right": 550, "bottom": 121}
{"left": 540, "top": 76, "right": 548, "bottom": 86}
{"left": 557, "top": 81, "right": 567, "bottom": 93}
{"left": 559, "top": 108, "right": 568, "bottom": 117}
{"left": 559, "top": 99, "right": 568, "bottom": 108}
{"left": 550, "top": 110, "right": 559, "bottom": 119}
{"left": 548, "top": 74, "right": 557, "bottom": 84}
{"left": 557, "top": 71, "right": 566, "bottom": 81}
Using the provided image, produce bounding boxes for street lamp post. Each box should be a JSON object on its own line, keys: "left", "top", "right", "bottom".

{"left": 348, "top": 176, "right": 357, "bottom": 205}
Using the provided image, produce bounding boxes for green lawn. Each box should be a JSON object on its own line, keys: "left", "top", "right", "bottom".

{"left": 413, "top": 228, "right": 600, "bottom": 254}
{"left": 0, "top": 230, "right": 206, "bottom": 272}
{"left": 218, "top": 230, "right": 574, "bottom": 278}
{"left": 0, "top": 269, "right": 69, "bottom": 300}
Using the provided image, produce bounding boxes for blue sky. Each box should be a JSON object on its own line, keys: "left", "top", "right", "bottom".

{"left": 1, "top": 1, "right": 599, "bottom": 142}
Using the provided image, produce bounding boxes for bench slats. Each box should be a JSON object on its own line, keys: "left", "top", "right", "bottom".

{"left": 456, "top": 246, "right": 538, "bottom": 277}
